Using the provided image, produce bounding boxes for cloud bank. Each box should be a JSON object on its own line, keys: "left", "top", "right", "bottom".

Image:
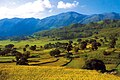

{"left": 0, "top": 0, "right": 79, "bottom": 19}
{"left": 0, "top": 0, "right": 53, "bottom": 19}
{"left": 57, "top": 1, "right": 79, "bottom": 9}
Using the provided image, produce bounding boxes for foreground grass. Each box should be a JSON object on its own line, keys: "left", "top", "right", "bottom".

{"left": 0, "top": 64, "right": 120, "bottom": 80}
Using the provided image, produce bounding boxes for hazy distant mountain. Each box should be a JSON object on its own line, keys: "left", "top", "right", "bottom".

{"left": 0, "top": 18, "right": 40, "bottom": 37}
{"left": 37, "top": 12, "right": 87, "bottom": 30}
{"left": 80, "top": 12, "right": 120, "bottom": 23}
{"left": 0, "top": 12, "right": 120, "bottom": 37}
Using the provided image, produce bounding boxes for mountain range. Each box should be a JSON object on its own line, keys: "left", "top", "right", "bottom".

{"left": 0, "top": 11, "right": 120, "bottom": 37}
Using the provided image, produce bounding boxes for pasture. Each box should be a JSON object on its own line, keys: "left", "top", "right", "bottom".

{"left": 0, "top": 37, "right": 120, "bottom": 79}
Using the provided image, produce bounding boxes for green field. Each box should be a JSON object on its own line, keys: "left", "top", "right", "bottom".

{"left": 0, "top": 36, "right": 120, "bottom": 79}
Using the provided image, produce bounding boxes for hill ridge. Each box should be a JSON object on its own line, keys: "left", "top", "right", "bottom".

{"left": 0, "top": 11, "right": 120, "bottom": 38}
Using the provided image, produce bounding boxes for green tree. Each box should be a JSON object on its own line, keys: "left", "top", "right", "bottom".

{"left": 49, "top": 49, "right": 61, "bottom": 57}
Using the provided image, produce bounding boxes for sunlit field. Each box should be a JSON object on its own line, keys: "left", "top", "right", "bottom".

{"left": 0, "top": 64, "right": 120, "bottom": 80}
{"left": 0, "top": 37, "right": 120, "bottom": 80}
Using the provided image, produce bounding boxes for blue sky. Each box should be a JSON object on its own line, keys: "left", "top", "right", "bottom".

{"left": 0, "top": 0, "right": 120, "bottom": 19}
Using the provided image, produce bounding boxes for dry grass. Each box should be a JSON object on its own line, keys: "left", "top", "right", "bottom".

{"left": 0, "top": 64, "right": 120, "bottom": 80}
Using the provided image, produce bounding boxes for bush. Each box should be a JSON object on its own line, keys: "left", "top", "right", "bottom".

{"left": 49, "top": 49, "right": 61, "bottom": 57}
{"left": 83, "top": 59, "right": 106, "bottom": 73}
{"left": 66, "top": 44, "right": 72, "bottom": 52}
{"left": 15, "top": 51, "right": 23, "bottom": 63}
{"left": 17, "top": 57, "right": 28, "bottom": 65}
{"left": 23, "top": 48, "right": 26, "bottom": 52}
{"left": 74, "top": 47, "right": 79, "bottom": 53}
{"left": 15, "top": 51, "right": 29, "bottom": 65}
{"left": 30, "top": 45, "right": 36, "bottom": 51}
{"left": 64, "top": 52, "right": 73, "bottom": 58}
{"left": 80, "top": 41, "right": 87, "bottom": 50}
{"left": 23, "top": 51, "right": 30, "bottom": 59}
{"left": 77, "top": 38, "right": 82, "bottom": 43}
{"left": 25, "top": 44, "right": 29, "bottom": 48}
{"left": 5, "top": 44, "right": 14, "bottom": 49}
{"left": 0, "top": 48, "right": 11, "bottom": 56}
{"left": 103, "top": 51, "right": 111, "bottom": 56}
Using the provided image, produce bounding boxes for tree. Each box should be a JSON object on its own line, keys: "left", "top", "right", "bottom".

{"left": 49, "top": 49, "right": 61, "bottom": 57}
{"left": 103, "top": 51, "right": 111, "bottom": 56}
{"left": 17, "top": 57, "right": 28, "bottom": 65}
{"left": 82, "top": 59, "right": 106, "bottom": 73}
{"left": 23, "top": 48, "right": 26, "bottom": 52}
{"left": 89, "top": 39, "right": 96, "bottom": 44}
{"left": 91, "top": 42, "right": 98, "bottom": 50}
{"left": 0, "top": 48, "right": 11, "bottom": 56}
{"left": 100, "top": 39, "right": 104, "bottom": 44}
{"left": 5, "top": 44, "right": 14, "bottom": 49}
{"left": 30, "top": 45, "right": 36, "bottom": 51}
{"left": 15, "top": 51, "right": 29, "bottom": 65}
{"left": 74, "top": 47, "right": 79, "bottom": 53}
{"left": 77, "top": 38, "right": 82, "bottom": 44}
{"left": 15, "top": 51, "right": 23, "bottom": 65}
{"left": 80, "top": 41, "right": 87, "bottom": 50}
{"left": 69, "top": 40, "right": 73, "bottom": 45}
{"left": 66, "top": 44, "right": 72, "bottom": 52}
{"left": 104, "top": 37, "right": 108, "bottom": 42}
{"left": 25, "top": 44, "right": 29, "bottom": 48}
{"left": 109, "top": 35, "right": 118, "bottom": 48}
{"left": 23, "top": 51, "right": 30, "bottom": 59}
{"left": 64, "top": 52, "right": 73, "bottom": 58}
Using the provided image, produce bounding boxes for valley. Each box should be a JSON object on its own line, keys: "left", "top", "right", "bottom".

{"left": 0, "top": 11, "right": 120, "bottom": 80}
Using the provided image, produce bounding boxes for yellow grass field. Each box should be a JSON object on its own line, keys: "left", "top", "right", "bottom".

{"left": 0, "top": 64, "right": 120, "bottom": 80}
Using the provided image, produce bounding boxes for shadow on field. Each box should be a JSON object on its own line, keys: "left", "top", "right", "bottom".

{"left": 0, "top": 61, "right": 15, "bottom": 63}
{"left": 61, "top": 58, "right": 72, "bottom": 66}
{"left": 30, "top": 58, "right": 59, "bottom": 66}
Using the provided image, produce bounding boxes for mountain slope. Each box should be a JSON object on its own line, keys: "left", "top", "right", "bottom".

{"left": 0, "top": 12, "right": 87, "bottom": 37}
{"left": 34, "top": 19, "right": 120, "bottom": 39}
{"left": 0, "top": 12, "right": 120, "bottom": 38}
{"left": 80, "top": 12, "right": 120, "bottom": 24}
{"left": 37, "top": 12, "right": 87, "bottom": 29}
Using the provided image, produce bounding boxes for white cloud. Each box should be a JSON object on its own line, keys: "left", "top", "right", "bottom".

{"left": 0, "top": 0, "right": 53, "bottom": 19}
{"left": 49, "top": 9, "right": 53, "bottom": 12}
{"left": 57, "top": 1, "right": 79, "bottom": 9}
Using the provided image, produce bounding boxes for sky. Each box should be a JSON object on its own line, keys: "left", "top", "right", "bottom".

{"left": 0, "top": 0, "right": 120, "bottom": 19}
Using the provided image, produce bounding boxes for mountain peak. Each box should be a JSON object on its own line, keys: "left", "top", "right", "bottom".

{"left": 65, "top": 11, "right": 80, "bottom": 14}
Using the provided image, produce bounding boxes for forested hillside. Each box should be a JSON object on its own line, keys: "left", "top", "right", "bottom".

{"left": 34, "top": 19, "right": 120, "bottom": 40}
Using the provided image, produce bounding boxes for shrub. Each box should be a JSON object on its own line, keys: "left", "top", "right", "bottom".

{"left": 83, "top": 59, "right": 106, "bottom": 73}
{"left": 30, "top": 45, "right": 36, "bottom": 51}
{"left": 66, "top": 44, "right": 72, "bottom": 52}
{"left": 77, "top": 38, "right": 82, "bottom": 43}
{"left": 23, "top": 48, "right": 26, "bottom": 52}
{"left": 25, "top": 44, "right": 29, "bottom": 48}
{"left": 80, "top": 41, "right": 87, "bottom": 50}
{"left": 0, "top": 48, "right": 11, "bottom": 56}
{"left": 103, "top": 51, "right": 111, "bottom": 56}
{"left": 74, "top": 47, "right": 79, "bottom": 53}
{"left": 23, "top": 51, "right": 30, "bottom": 59}
{"left": 91, "top": 42, "right": 98, "bottom": 50}
{"left": 64, "top": 52, "right": 73, "bottom": 58}
{"left": 15, "top": 51, "right": 23, "bottom": 63}
{"left": 14, "top": 51, "right": 29, "bottom": 65}
{"left": 49, "top": 49, "right": 61, "bottom": 57}
{"left": 17, "top": 57, "right": 28, "bottom": 65}
{"left": 5, "top": 44, "right": 14, "bottom": 49}
{"left": 69, "top": 40, "right": 73, "bottom": 45}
